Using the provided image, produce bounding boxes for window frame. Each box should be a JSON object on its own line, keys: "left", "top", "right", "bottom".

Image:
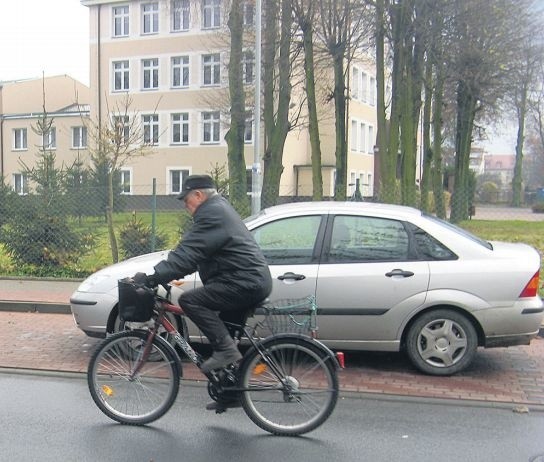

{"left": 168, "top": 168, "right": 190, "bottom": 194}
{"left": 71, "top": 126, "right": 88, "bottom": 149}
{"left": 202, "top": 111, "right": 220, "bottom": 143}
{"left": 171, "top": 112, "right": 190, "bottom": 144}
{"left": 113, "top": 60, "right": 130, "bottom": 91}
{"left": 42, "top": 127, "right": 56, "bottom": 150}
{"left": 172, "top": 55, "right": 190, "bottom": 88}
{"left": 120, "top": 168, "right": 133, "bottom": 195}
{"left": 13, "top": 173, "right": 28, "bottom": 195}
{"left": 113, "top": 5, "right": 130, "bottom": 37}
{"left": 202, "top": 0, "right": 221, "bottom": 29}
{"left": 13, "top": 128, "right": 28, "bottom": 150}
{"left": 142, "top": 58, "right": 159, "bottom": 90}
{"left": 141, "top": 2, "right": 159, "bottom": 34}
{"left": 202, "top": 53, "right": 221, "bottom": 86}
{"left": 171, "top": 0, "right": 190, "bottom": 31}
{"left": 142, "top": 114, "right": 159, "bottom": 145}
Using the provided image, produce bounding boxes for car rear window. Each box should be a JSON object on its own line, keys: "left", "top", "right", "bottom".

{"left": 423, "top": 213, "right": 493, "bottom": 250}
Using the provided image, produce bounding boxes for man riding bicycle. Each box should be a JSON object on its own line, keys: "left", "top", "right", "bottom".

{"left": 134, "top": 175, "right": 272, "bottom": 383}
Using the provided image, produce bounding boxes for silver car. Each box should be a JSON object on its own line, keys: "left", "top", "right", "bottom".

{"left": 70, "top": 201, "right": 543, "bottom": 375}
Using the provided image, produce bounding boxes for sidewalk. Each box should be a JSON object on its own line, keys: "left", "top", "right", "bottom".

{"left": 1, "top": 278, "right": 544, "bottom": 408}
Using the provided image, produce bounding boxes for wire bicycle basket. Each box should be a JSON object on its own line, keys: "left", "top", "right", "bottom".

{"left": 260, "top": 295, "right": 318, "bottom": 337}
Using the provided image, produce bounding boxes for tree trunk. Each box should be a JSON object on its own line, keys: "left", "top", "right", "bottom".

{"left": 375, "top": 0, "right": 395, "bottom": 202}
{"left": 431, "top": 60, "right": 446, "bottom": 219}
{"left": 300, "top": 16, "right": 323, "bottom": 200}
{"left": 261, "top": 0, "right": 292, "bottom": 209}
{"left": 420, "top": 56, "right": 432, "bottom": 212}
{"left": 106, "top": 169, "right": 119, "bottom": 263}
{"left": 333, "top": 50, "right": 347, "bottom": 201}
{"left": 511, "top": 81, "right": 527, "bottom": 207}
{"left": 450, "top": 81, "right": 476, "bottom": 223}
{"left": 225, "top": 0, "right": 249, "bottom": 214}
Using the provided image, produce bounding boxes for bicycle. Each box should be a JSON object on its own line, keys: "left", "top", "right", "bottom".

{"left": 87, "top": 278, "right": 341, "bottom": 436}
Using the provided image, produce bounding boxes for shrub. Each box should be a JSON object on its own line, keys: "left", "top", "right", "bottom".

{"left": 119, "top": 214, "right": 167, "bottom": 259}
{"left": 532, "top": 202, "right": 544, "bottom": 214}
{"left": 0, "top": 195, "right": 94, "bottom": 267}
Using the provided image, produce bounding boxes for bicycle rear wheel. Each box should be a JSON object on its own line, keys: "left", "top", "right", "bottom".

{"left": 88, "top": 330, "right": 180, "bottom": 425}
{"left": 239, "top": 336, "right": 339, "bottom": 436}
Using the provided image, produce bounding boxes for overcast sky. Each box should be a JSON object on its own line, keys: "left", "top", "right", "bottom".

{"left": 0, "top": 0, "right": 89, "bottom": 85}
{"left": 0, "top": 0, "right": 515, "bottom": 154}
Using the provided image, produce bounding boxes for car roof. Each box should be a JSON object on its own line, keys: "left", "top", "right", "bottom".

{"left": 251, "top": 201, "right": 423, "bottom": 221}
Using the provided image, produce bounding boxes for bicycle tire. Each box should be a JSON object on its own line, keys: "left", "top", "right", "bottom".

{"left": 239, "top": 336, "right": 339, "bottom": 436}
{"left": 88, "top": 330, "right": 181, "bottom": 425}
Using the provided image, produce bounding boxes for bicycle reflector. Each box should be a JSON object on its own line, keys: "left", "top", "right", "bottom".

{"left": 102, "top": 385, "right": 114, "bottom": 397}
{"left": 253, "top": 363, "right": 268, "bottom": 375}
{"left": 519, "top": 271, "right": 540, "bottom": 298}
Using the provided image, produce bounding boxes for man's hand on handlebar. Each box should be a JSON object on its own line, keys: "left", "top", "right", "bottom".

{"left": 133, "top": 272, "right": 158, "bottom": 288}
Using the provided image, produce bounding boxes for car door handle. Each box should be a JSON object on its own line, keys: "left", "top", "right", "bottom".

{"left": 385, "top": 269, "right": 414, "bottom": 278}
{"left": 278, "top": 272, "right": 306, "bottom": 281}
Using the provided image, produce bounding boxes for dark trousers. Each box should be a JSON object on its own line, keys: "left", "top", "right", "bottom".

{"left": 178, "top": 282, "right": 268, "bottom": 345}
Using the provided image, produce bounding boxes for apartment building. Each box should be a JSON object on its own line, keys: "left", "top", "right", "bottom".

{"left": 0, "top": 75, "right": 90, "bottom": 193}
{"left": 80, "top": 0, "right": 377, "bottom": 199}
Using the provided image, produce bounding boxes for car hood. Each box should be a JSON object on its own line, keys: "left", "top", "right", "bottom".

{"left": 76, "top": 250, "right": 171, "bottom": 293}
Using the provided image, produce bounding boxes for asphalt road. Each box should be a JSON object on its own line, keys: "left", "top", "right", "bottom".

{"left": 2, "top": 370, "right": 544, "bottom": 462}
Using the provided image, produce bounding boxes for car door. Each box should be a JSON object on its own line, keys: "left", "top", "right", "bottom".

{"left": 315, "top": 214, "right": 430, "bottom": 349}
{"left": 250, "top": 214, "right": 325, "bottom": 300}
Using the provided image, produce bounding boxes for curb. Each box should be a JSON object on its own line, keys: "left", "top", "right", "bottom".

{"left": 0, "top": 301, "right": 71, "bottom": 314}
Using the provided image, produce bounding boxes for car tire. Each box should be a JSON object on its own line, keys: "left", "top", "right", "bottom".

{"left": 406, "top": 308, "right": 477, "bottom": 376}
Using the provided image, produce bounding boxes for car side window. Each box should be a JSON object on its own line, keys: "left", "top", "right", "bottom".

{"left": 409, "top": 225, "right": 457, "bottom": 261}
{"left": 251, "top": 215, "right": 322, "bottom": 265}
{"left": 328, "top": 215, "right": 409, "bottom": 262}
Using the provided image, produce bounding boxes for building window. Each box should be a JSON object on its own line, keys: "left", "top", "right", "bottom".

{"left": 368, "top": 125, "right": 374, "bottom": 153}
{"left": 13, "top": 128, "right": 28, "bottom": 150}
{"left": 202, "top": 111, "right": 220, "bottom": 143}
{"left": 244, "top": 111, "right": 253, "bottom": 143}
{"left": 172, "top": 56, "right": 189, "bottom": 87}
{"left": 113, "top": 60, "right": 130, "bottom": 91}
{"left": 202, "top": 53, "right": 220, "bottom": 85}
{"left": 171, "top": 0, "right": 190, "bottom": 31}
{"left": 42, "top": 127, "right": 56, "bottom": 149}
{"left": 369, "top": 76, "right": 376, "bottom": 106}
{"left": 143, "top": 114, "right": 159, "bottom": 145}
{"left": 169, "top": 169, "right": 190, "bottom": 194}
{"left": 142, "top": 58, "right": 159, "bottom": 89}
{"left": 359, "top": 122, "right": 366, "bottom": 153}
{"left": 243, "top": 0, "right": 255, "bottom": 27}
{"left": 202, "top": 0, "right": 221, "bottom": 28}
{"left": 142, "top": 2, "right": 159, "bottom": 34}
{"left": 113, "top": 5, "right": 130, "bottom": 37}
{"left": 172, "top": 113, "right": 189, "bottom": 144}
{"left": 350, "top": 120, "right": 357, "bottom": 151}
{"left": 120, "top": 169, "right": 132, "bottom": 194}
{"left": 352, "top": 67, "right": 359, "bottom": 99}
{"left": 113, "top": 116, "right": 130, "bottom": 144}
{"left": 72, "top": 126, "right": 88, "bottom": 148}
{"left": 13, "top": 173, "right": 28, "bottom": 195}
{"left": 361, "top": 71, "right": 368, "bottom": 103}
{"left": 246, "top": 167, "right": 253, "bottom": 194}
{"left": 242, "top": 50, "right": 254, "bottom": 84}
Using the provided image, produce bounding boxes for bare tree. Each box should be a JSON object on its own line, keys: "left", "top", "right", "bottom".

{"left": 85, "top": 94, "right": 156, "bottom": 263}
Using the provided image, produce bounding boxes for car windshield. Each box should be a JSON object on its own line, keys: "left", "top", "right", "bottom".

{"left": 423, "top": 213, "right": 493, "bottom": 250}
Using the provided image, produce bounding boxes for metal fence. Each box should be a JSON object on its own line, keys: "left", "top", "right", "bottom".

{"left": 0, "top": 181, "right": 542, "bottom": 279}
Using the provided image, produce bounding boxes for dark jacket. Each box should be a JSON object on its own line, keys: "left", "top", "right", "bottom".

{"left": 153, "top": 195, "right": 272, "bottom": 295}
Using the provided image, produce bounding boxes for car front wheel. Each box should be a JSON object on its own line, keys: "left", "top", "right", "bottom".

{"left": 405, "top": 309, "right": 478, "bottom": 376}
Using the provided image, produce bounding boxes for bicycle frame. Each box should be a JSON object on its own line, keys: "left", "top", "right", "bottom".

{"left": 136, "top": 295, "right": 300, "bottom": 390}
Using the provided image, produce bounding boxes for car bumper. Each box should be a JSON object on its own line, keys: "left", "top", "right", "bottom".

{"left": 70, "top": 290, "right": 116, "bottom": 338}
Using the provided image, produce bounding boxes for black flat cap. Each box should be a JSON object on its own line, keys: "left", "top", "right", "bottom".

{"left": 177, "top": 174, "right": 216, "bottom": 200}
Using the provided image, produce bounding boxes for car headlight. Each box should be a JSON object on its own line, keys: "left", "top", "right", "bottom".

{"left": 77, "top": 274, "right": 114, "bottom": 293}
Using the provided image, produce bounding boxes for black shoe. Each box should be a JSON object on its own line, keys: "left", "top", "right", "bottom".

{"left": 205, "top": 399, "right": 242, "bottom": 412}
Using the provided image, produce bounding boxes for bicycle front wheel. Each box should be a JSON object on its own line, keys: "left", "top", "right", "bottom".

{"left": 88, "top": 330, "right": 180, "bottom": 425}
{"left": 239, "top": 336, "right": 339, "bottom": 436}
